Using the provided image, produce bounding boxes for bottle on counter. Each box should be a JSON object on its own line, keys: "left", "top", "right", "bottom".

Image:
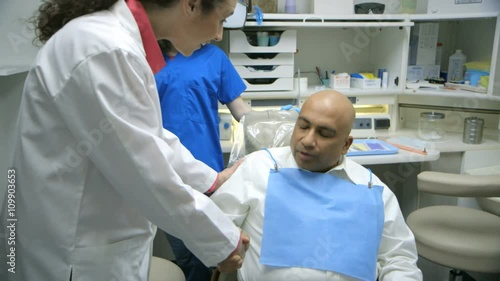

{"left": 447, "top": 49, "right": 467, "bottom": 83}
{"left": 285, "top": 0, "right": 296, "bottom": 13}
{"left": 435, "top": 43, "right": 442, "bottom": 65}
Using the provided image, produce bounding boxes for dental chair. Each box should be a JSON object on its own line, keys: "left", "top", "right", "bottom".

{"left": 213, "top": 109, "right": 299, "bottom": 281}
{"left": 228, "top": 109, "right": 299, "bottom": 167}
{"left": 149, "top": 256, "right": 185, "bottom": 281}
{"left": 406, "top": 171, "right": 500, "bottom": 280}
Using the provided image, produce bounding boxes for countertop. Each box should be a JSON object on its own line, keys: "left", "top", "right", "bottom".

{"left": 221, "top": 128, "right": 500, "bottom": 166}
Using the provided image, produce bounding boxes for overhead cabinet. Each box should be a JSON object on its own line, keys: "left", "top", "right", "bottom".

{"left": 226, "top": 13, "right": 500, "bottom": 103}
{"left": 229, "top": 30, "right": 297, "bottom": 91}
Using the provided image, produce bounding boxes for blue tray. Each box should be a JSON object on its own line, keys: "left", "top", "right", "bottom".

{"left": 347, "top": 139, "right": 399, "bottom": 157}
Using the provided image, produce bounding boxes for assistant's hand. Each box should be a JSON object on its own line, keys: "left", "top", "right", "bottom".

{"left": 213, "top": 158, "right": 245, "bottom": 192}
{"left": 217, "top": 231, "right": 250, "bottom": 273}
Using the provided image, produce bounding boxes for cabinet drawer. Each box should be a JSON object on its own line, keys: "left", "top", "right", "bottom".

{"left": 235, "top": 65, "right": 294, "bottom": 79}
{"left": 229, "top": 30, "right": 297, "bottom": 53}
{"left": 230, "top": 53, "right": 294, "bottom": 66}
{"left": 243, "top": 77, "right": 294, "bottom": 91}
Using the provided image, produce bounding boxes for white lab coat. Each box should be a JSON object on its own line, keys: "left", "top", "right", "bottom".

{"left": 211, "top": 147, "right": 423, "bottom": 281}
{"left": 9, "top": 1, "right": 239, "bottom": 281}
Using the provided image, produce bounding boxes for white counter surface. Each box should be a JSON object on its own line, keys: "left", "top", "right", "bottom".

{"left": 221, "top": 128, "right": 500, "bottom": 166}
{"left": 381, "top": 129, "right": 500, "bottom": 153}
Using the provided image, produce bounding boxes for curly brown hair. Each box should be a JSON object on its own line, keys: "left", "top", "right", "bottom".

{"left": 33, "top": 0, "right": 227, "bottom": 44}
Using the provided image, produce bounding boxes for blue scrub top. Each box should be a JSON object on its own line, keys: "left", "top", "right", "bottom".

{"left": 155, "top": 44, "right": 246, "bottom": 172}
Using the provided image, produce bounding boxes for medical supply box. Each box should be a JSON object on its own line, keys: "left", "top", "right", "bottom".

{"left": 350, "top": 77, "right": 381, "bottom": 89}
{"left": 409, "top": 23, "right": 439, "bottom": 66}
{"left": 329, "top": 73, "right": 351, "bottom": 89}
{"left": 229, "top": 30, "right": 297, "bottom": 91}
{"left": 407, "top": 65, "right": 440, "bottom": 81}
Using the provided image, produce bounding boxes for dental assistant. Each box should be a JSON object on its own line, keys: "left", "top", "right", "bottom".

{"left": 10, "top": 0, "right": 248, "bottom": 281}
{"left": 156, "top": 41, "right": 251, "bottom": 281}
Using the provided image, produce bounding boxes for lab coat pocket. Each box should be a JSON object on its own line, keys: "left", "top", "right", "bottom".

{"left": 70, "top": 235, "right": 150, "bottom": 281}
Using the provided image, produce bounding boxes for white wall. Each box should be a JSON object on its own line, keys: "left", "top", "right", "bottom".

{"left": 0, "top": 0, "right": 41, "bottom": 74}
{"left": 0, "top": 72, "right": 26, "bottom": 208}
{"left": 0, "top": 71, "right": 26, "bottom": 280}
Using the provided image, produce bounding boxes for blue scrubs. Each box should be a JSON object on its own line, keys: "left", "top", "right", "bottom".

{"left": 155, "top": 44, "right": 246, "bottom": 281}
{"left": 155, "top": 44, "right": 246, "bottom": 172}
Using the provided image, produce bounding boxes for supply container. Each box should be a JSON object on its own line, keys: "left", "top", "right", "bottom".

{"left": 252, "top": 0, "right": 278, "bottom": 13}
{"left": 401, "top": 0, "right": 417, "bottom": 14}
{"left": 435, "top": 43, "right": 443, "bottom": 65}
{"left": 285, "top": 0, "right": 296, "bottom": 13}
{"left": 447, "top": 49, "right": 467, "bottom": 82}
{"left": 294, "top": 77, "right": 308, "bottom": 92}
{"left": 463, "top": 117, "right": 484, "bottom": 144}
{"left": 329, "top": 73, "right": 350, "bottom": 89}
{"left": 418, "top": 112, "right": 445, "bottom": 141}
{"left": 256, "top": 31, "right": 269, "bottom": 46}
{"left": 269, "top": 34, "right": 280, "bottom": 46}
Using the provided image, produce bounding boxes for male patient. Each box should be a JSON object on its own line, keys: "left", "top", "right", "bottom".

{"left": 211, "top": 90, "right": 422, "bottom": 281}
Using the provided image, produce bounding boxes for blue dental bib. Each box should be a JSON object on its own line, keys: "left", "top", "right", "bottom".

{"left": 260, "top": 167, "right": 384, "bottom": 281}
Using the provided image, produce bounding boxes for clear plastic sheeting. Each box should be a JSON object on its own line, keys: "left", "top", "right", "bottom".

{"left": 228, "top": 109, "right": 299, "bottom": 167}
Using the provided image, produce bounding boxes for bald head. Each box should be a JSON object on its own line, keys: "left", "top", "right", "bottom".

{"left": 290, "top": 90, "right": 356, "bottom": 172}
{"left": 301, "top": 90, "right": 356, "bottom": 136}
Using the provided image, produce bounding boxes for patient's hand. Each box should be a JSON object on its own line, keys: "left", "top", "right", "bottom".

{"left": 214, "top": 158, "right": 245, "bottom": 192}
{"left": 217, "top": 231, "right": 250, "bottom": 273}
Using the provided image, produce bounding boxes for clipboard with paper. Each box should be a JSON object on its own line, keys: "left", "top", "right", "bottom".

{"left": 347, "top": 139, "right": 399, "bottom": 156}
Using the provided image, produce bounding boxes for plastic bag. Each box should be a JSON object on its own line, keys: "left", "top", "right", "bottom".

{"left": 228, "top": 109, "right": 299, "bottom": 167}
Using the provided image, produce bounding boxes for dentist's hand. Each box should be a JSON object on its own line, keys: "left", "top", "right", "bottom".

{"left": 217, "top": 231, "right": 250, "bottom": 273}
{"left": 214, "top": 158, "right": 245, "bottom": 193}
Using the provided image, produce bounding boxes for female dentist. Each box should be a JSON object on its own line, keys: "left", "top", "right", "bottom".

{"left": 10, "top": 0, "right": 248, "bottom": 281}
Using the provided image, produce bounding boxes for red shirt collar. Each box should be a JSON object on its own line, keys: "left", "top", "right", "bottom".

{"left": 126, "top": 0, "right": 166, "bottom": 73}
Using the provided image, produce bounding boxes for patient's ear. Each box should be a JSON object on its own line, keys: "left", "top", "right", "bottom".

{"left": 342, "top": 136, "right": 354, "bottom": 155}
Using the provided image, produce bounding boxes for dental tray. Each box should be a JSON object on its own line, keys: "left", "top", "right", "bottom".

{"left": 347, "top": 139, "right": 399, "bottom": 156}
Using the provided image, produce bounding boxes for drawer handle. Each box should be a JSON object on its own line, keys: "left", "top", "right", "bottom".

{"left": 303, "top": 16, "right": 324, "bottom": 23}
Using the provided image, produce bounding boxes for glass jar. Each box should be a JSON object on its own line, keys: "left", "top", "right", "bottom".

{"left": 418, "top": 112, "right": 445, "bottom": 141}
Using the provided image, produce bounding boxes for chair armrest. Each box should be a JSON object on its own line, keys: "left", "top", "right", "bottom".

{"left": 418, "top": 171, "right": 500, "bottom": 197}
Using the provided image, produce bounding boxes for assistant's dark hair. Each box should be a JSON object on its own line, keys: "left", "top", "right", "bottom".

{"left": 33, "top": 0, "right": 227, "bottom": 44}
{"left": 158, "top": 39, "right": 174, "bottom": 55}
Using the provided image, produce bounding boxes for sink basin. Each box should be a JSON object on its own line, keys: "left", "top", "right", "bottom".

{"left": 477, "top": 197, "right": 500, "bottom": 217}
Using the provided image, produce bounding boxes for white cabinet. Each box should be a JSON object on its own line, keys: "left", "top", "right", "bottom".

{"left": 403, "top": 13, "right": 500, "bottom": 100}
{"left": 225, "top": 13, "right": 500, "bottom": 102}
{"left": 229, "top": 14, "right": 413, "bottom": 99}
{"left": 220, "top": 13, "right": 500, "bottom": 135}
{"left": 229, "top": 29, "right": 297, "bottom": 91}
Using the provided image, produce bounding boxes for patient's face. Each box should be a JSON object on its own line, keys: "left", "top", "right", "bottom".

{"left": 290, "top": 99, "right": 352, "bottom": 173}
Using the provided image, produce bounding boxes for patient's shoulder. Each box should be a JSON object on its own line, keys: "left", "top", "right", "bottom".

{"left": 247, "top": 146, "right": 290, "bottom": 160}
{"left": 243, "top": 147, "right": 291, "bottom": 168}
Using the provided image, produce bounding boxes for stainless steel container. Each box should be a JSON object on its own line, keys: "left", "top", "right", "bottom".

{"left": 463, "top": 117, "right": 484, "bottom": 144}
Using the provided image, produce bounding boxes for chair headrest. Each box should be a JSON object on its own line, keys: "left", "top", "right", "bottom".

{"left": 228, "top": 110, "right": 298, "bottom": 166}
